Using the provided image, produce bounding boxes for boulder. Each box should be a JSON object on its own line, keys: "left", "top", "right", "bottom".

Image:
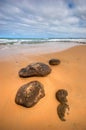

{"left": 15, "top": 81, "right": 45, "bottom": 108}
{"left": 49, "top": 59, "right": 60, "bottom": 65}
{"left": 56, "top": 89, "right": 69, "bottom": 121}
{"left": 55, "top": 89, "right": 68, "bottom": 104}
{"left": 19, "top": 62, "right": 51, "bottom": 78}
{"left": 57, "top": 103, "right": 69, "bottom": 121}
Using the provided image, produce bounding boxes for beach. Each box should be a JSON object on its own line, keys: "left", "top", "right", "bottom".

{"left": 0, "top": 43, "right": 86, "bottom": 130}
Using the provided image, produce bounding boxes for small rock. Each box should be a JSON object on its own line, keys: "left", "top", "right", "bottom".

{"left": 55, "top": 89, "right": 68, "bottom": 104}
{"left": 57, "top": 103, "right": 69, "bottom": 121}
{"left": 15, "top": 81, "right": 45, "bottom": 108}
{"left": 56, "top": 89, "right": 69, "bottom": 121}
{"left": 19, "top": 62, "right": 51, "bottom": 78}
{"left": 49, "top": 59, "right": 60, "bottom": 65}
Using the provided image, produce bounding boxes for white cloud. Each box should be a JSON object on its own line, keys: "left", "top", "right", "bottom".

{"left": 0, "top": 0, "right": 86, "bottom": 38}
{"left": 63, "top": 16, "right": 79, "bottom": 24}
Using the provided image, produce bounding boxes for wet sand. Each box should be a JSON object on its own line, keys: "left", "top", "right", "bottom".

{"left": 0, "top": 45, "right": 86, "bottom": 130}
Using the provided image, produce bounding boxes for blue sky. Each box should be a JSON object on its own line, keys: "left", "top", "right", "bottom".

{"left": 0, "top": 0, "right": 86, "bottom": 38}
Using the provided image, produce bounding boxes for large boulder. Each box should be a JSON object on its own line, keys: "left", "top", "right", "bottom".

{"left": 15, "top": 81, "right": 45, "bottom": 108}
{"left": 19, "top": 62, "right": 51, "bottom": 78}
{"left": 49, "top": 59, "right": 61, "bottom": 65}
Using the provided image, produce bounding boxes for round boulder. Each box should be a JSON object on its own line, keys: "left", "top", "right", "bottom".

{"left": 55, "top": 89, "right": 68, "bottom": 104}
{"left": 49, "top": 59, "right": 60, "bottom": 65}
{"left": 15, "top": 81, "right": 45, "bottom": 108}
{"left": 19, "top": 62, "right": 51, "bottom": 78}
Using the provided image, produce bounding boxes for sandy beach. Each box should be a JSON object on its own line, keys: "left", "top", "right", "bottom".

{"left": 0, "top": 44, "right": 86, "bottom": 130}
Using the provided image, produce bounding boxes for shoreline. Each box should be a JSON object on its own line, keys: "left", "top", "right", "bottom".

{"left": 0, "top": 41, "right": 84, "bottom": 60}
{"left": 0, "top": 45, "right": 86, "bottom": 130}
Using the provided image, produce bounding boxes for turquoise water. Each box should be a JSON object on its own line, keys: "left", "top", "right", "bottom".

{"left": 0, "top": 38, "right": 86, "bottom": 45}
{"left": 0, "top": 38, "right": 85, "bottom": 58}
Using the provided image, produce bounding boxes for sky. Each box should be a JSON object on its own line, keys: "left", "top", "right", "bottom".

{"left": 0, "top": 0, "right": 86, "bottom": 38}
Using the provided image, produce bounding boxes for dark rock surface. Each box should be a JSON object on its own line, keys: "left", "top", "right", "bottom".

{"left": 49, "top": 59, "right": 60, "bottom": 65}
{"left": 55, "top": 89, "right": 68, "bottom": 104}
{"left": 55, "top": 89, "right": 69, "bottom": 121}
{"left": 57, "top": 103, "right": 69, "bottom": 121}
{"left": 19, "top": 62, "right": 51, "bottom": 78}
{"left": 15, "top": 81, "right": 45, "bottom": 108}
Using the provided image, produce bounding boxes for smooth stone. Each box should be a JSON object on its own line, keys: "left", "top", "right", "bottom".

{"left": 57, "top": 103, "right": 69, "bottom": 121}
{"left": 15, "top": 81, "right": 45, "bottom": 108}
{"left": 49, "top": 59, "right": 60, "bottom": 65}
{"left": 55, "top": 89, "right": 68, "bottom": 104}
{"left": 19, "top": 62, "right": 51, "bottom": 78}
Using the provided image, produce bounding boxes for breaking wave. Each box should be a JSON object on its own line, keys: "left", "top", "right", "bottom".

{"left": 0, "top": 38, "right": 86, "bottom": 45}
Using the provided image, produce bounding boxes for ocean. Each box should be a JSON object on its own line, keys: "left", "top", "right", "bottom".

{"left": 0, "top": 38, "right": 86, "bottom": 44}
{"left": 0, "top": 38, "right": 86, "bottom": 58}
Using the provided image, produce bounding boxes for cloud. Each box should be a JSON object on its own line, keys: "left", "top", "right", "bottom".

{"left": 0, "top": 0, "right": 86, "bottom": 38}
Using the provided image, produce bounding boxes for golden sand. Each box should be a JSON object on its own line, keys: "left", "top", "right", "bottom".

{"left": 0, "top": 45, "right": 86, "bottom": 130}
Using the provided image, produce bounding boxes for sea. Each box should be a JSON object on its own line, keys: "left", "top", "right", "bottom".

{"left": 0, "top": 38, "right": 86, "bottom": 57}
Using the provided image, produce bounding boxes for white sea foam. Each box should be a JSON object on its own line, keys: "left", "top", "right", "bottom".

{"left": 47, "top": 38, "right": 86, "bottom": 42}
{"left": 0, "top": 39, "right": 18, "bottom": 43}
{"left": 0, "top": 38, "right": 85, "bottom": 59}
{"left": 0, "top": 38, "right": 86, "bottom": 44}
{"left": 0, "top": 41, "right": 84, "bottom": 58}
